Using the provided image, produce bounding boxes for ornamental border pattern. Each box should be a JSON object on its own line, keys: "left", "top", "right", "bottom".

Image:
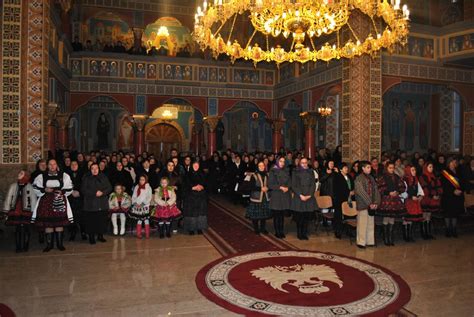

{"left": 1, "top": 0, "right": 22, "bottom": 164}
{"left": 26, "top": 0, "right": 49, "bottom": 163}
{"left": 80, "top": 0, "right": 196, "bottom": 15}
{"left": 69, "top": 81, "right": 274, "bottom": 100}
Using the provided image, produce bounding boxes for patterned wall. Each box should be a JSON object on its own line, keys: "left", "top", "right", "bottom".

{"left": 325, "top": 94, "right": 340, "bottom": 150}
{"left": 1, "top": 0, "right": 22, "bottom": 163}
{"left": 439, "top": 87, "right": 454, "bottom": 153}
{"left": 464, "top": 111, "right": 474, "bottom": 156}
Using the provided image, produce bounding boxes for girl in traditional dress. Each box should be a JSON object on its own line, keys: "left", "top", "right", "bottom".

{"left": 109, "top": 184, "right": 132, "bottom": 236}
{"left": 402, "top": 165, "right": 424, "bottom": 242}
{"left": 3, "top": 170, "right": 37, "bottom": 252}
{"left": 441, "top": 157, "right": 464, "bottom": 238}
{"left": 377, "top": 161, "right": 406, "bottom": 246}
{"left": 420, "top": 162, "right": 442, "bottom": 239}
{"left": 246, "top": 161, "right": 272, "bottom": 234}
{"left": 32, "top": 159, "right": 74, "bottom": 252}
{"left": 152, "top": 177, "right": 181, "bottom": 239}
{"left": 130, "top": 175, "right": 153, "bottom": 239}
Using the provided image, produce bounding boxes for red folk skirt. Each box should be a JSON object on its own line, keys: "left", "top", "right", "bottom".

{"left": 152, "top": 205, "right": 181, "bottom": 222}
{"left": 5, "top": 200, "right": 32, "bottom": 226}
{"left": 421, "top": 197, "right": 441, "bottom": 213}
{"left": 404, "top": 199, "right": 424, "bottom": 222}
{"left": 376, "top": 196, "right": 406, "bottom": 217}
{"left": 34, "top": 193, "right": 71, "bottom": 228}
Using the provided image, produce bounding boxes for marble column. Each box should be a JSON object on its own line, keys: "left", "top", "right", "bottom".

{"left": 56, "top": 113, "right": 70, "bottom": 150}
{"left": 341, "top": 10, "right": 382, "bottom": 162}
{"left": 45, "top": 103, "right": 59, "bottom": 156}
{"left": 204, "top": 116, "right": 221, "bottom": 156}
{"left": 300, "top": 112, "right": 317, "bottom": 160}
{"left": 133, "top": 115, "right": 148, "bottom": 155}
{"left": 271, "top": 119, "right": 286, "bottom": 154}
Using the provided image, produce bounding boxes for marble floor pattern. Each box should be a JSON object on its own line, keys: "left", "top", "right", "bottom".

{"left": 0, "top": 199, "right": 473, "bottom": 317}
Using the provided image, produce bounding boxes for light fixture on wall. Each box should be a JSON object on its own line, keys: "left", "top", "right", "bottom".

{"left": 157, "top": 26, "right": 170, "bottom": 37}
{"left": 317, "top": 104, "right": 332, "bottom": 117}
{"left": 151, "top": 104, "right": 179, "bottom": 121}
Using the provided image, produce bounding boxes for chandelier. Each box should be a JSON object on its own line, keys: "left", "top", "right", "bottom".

{"left": 317, "top": 104, "right": 332, "bottom": 117}
{"left": 193, "top": 0, "right": 410, "bottom": 66}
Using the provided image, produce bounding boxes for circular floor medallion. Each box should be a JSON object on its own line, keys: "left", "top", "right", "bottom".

{"left": 196, "top": 250, "right": 411, "bottom": 316}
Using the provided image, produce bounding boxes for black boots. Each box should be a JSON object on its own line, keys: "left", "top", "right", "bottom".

{"left": 404, "top": 224, "right": 415, "bottom": 242}
{"left": 252, "top": 220, "right": 260, "bottom": 234}
{"left": 273, "top": 214, "right": 286, "bottom": 239}
{"left": 56, "top": 232, "right": 66, "bottom": 251}
{"left": 89, "top": 234, "right": 96, "bottom": 245}
{"left": 165, "top": 223, "right": 172, "bottom": 238}
{"left": 97, "top": 234, "right": 107, "bottom": 243}
{"left": 43, "top": 233, "right": 54, "bottom": 252}
{"left": 383, "top": 225, "right": 395, "bottom": 246}
{"left": 426, "top": 221, "right": 435, "bottom": 239}
{"left": 15, "top": 228, "right": 23, "bottom": 253}
{"left": 260, "top": 220, "right": 268, "bottom": 234}
{"left": 296, "top": 218, "right": 309, "bottom": 240}
{"left": 69, "top": 225, "right": 77, "bottom": 241}
{"left": 159, "top": 224, "right": 165, "bottom": 239}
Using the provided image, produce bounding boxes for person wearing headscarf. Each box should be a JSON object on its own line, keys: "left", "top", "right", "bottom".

{"left": 182, "top": 161, "right": 208, "bottom": 235}
{"left": 246, "top": 161, "right": 272, "bottom": 234}
{"left": 3, "top": 170, "right": 37, "bottom": 252}
{"left": 291, "top": 157, "right": 317, "bottom": 240}
{"left": 419, "top": 162, "right": 442, "bottom": 239}
{"left": 268, "top": 156, "right": 291, "bottom": 238}
{"left": 81, "top": 163, "right": 112, "bottom": 244}
{"left": 333, "top": 163, "right": 354, "bottom": 239}
{"left": 402, "top": 165, "right": 424, "bottom": 242}
{"left": 441, "top": 157, "right": 464, "bottom": 238}
{"left": 32, "top": 159, "right": 74, "bottom": 252}
{"left": 130, "top": 174, "right": 153, "bottom": 239}
{"left": 66, "top": 160, "right": 85, "bottom": 241}
{"left": 109, "top": 161, "right": 134, "bottom": 195}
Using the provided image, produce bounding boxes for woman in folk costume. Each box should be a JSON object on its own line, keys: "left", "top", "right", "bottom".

{"left": 246, "top": 161, "right": 272, "bottom": 234}
{"left": 402, "top": 165, "right": 425, "bottom": 242}
{"left": 376, "top": 161, "right": 406, "bottom": 246}
{"left": 152, "top": 177, "right": 181, "bottom": 239}
{"left": 3, "top": 170, "right": 37, "bottom": 252}
{"left": 291, "top": 157, "right": 317, "bottom": 240}
{"left": 182, "top": 161, "right": 208, "bottom": 235}
{"left": 130, "top": 174, "right": 153, "bottom": 239}
{"left": 109, "top": 184, "right": 132, "bottom": 236}
{"left": 32, "top": 159, "right": 74, "bottom": 252}
{"left": 440, "top": 157, "right": 464, "bottom": 237}
{"left": 268, "top": 156, "right": 291, "bottom": 238}
{"left": 419, "top": 162, "right": 443, "bottom": 239}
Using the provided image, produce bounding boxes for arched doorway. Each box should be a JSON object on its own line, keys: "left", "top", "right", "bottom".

{"left": 146, "top": 123, "right": 183, "bottom": 160}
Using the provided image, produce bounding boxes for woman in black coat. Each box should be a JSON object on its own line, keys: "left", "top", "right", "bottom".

{"left": 81, "top": 163, "right": 112, "bottom": 244}
{"left": 66, "top": 161, "right": 85, "bottom": 241}
{"left": 333, "top": 163, "right": 354, "bottom": 239}
{"left": 109, "top": 161, "right": 134, "bottom": 195}
{"left": 182, "top": 161, "right": 208, "bottom": 235}
{"left": 441, "top": 157, "right": 464, "bottom": 237}
{"left": 268, "top": 156, "right": 291, "bottom": 238}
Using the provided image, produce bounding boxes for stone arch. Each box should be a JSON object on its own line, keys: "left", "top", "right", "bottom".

{"left": 145, "top": 119, "right": 188, "bottom": 156}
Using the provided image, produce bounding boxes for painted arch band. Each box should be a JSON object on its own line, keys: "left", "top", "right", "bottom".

{"left": 196, "top": 250, "right": 411, "bottom": 316}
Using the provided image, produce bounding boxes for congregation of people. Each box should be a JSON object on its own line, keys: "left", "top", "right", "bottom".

{"left": 2, "top": 146, "right": 473, "bottom": 253}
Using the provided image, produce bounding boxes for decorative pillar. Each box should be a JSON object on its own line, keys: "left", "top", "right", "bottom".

{"left": 133, "top": 115, "right": 148, "bottom": 155}
{"left": 191, "top": 120, "right": 203, "bottom": 155}
{"left": 341, "top": 10, "right": 382, "bottom": 162}
{"left": 58, "top": 0, "right": 72, "bottom": 40}
{"left": 300, "top": 112, "right": 318, "bottom": 160}
{"left": 270, "top": 119, "right": 286, "bottom": 154}
{"left": 56, "top": 113, "right": 70, "bottom": 150}
{"left": 204, "top": 116, "right": 221, "bottom": 156}
{"left": 45, "top": 103, "right": 59, "bottom": 156}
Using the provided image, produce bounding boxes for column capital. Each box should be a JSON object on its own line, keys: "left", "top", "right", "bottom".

{"left": 299, "top": 111, "right": 318, "bottom": 129}
{"left": 190, "top": 119, "right": 203, "bottom": 134}
{"left": 132, "top": 114, "right": 149, "bottom": 131}
{"left": 204, "top": 116, "right": 221, "bottom": 132}
{"left": 269, "top": 118, "right": 286, "bottom": 131}
{"left": 56, "top": 113, "right": 71, "bottom": 129}
{"left": 46, "top": 103, "right": 59, "bottom": 125}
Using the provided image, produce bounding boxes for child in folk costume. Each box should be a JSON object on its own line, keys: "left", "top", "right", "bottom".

{"left": 402, "top": 165, "right": 424, "bottom": 242}
{"left": 152, "top": 177, "right": 182, "bottom": 239}
{"left": 3, "top": 170, "right": 37, "bottom": 252}
{"left": 32, "top": 159, "right": 74, "bottom": 252}
{"left": 130, "top": 175, "right": 153, "bottom": 239}
{"left": 109, "top": 184, "right": 132, "bottom": 236}
{"left": 376, "top": 162, "right": 406, "bottom": 246}
{"left": 420, "top": 162, "right": 443, "bottom": 239}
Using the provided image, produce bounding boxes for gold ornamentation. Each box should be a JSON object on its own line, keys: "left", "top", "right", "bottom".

{"left": 194, "top": 0, "right": 410, "bottom": 66}
{"left": 204, "top": 116, "right": 222, "bottom": 132}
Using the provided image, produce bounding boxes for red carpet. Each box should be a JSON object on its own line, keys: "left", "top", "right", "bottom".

{"left": 0, "top": 304, "right": 15, "bottom": 317}
{"left": 196, "top": 250, "right": 412, "bottom": 317}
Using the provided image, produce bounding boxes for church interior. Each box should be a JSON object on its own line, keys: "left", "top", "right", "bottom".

{"left": 0, "top": 0, "right": 474, "bottom": 316}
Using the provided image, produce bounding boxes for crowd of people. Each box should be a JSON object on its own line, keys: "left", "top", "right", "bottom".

{"left": 2, "top": 147, "right": 473, "bottom": 252}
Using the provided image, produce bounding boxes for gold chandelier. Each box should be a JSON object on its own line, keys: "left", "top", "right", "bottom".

{"left": 193, "top": 0, "right": 410, "bottom": 66}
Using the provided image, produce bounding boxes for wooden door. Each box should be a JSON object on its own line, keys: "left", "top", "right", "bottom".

{"left": 146, "top": 123, "right": 182, "bottom": 162}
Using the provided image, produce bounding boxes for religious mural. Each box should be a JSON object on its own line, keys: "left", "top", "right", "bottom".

{"left": 143, "top": 17, "right": 193, "bottom": 57}
{"left": 449, "top": 33, "right": 474, "bottom": 54}
{"left": 233, "top": 69, "right": 260, "bottom": 84}
{"left": 117, "top": 114, "right": 134, "bottom": 151}
{"left": 81, "top": 11, "right": 133, "bottom": 49}
{"left": 282, "top": 100, "right": 304, "bottom": 150}
{"left": 393, "top": 36, "right": 434, "bottom": 58}
{"left": 382, "top": 90, "right": 431, "bottom": 152}
{"left": 163, "top": 64, "right": 193, "bottom": 80}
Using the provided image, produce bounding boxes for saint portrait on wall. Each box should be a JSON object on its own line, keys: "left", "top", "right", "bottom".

{"left": 403, "top": 101, "right": 416, "bottom": 151}
{"left": 118, "top": 115, "right": 134, "bottom": 150}
{"left": 97, "top": 112, "right": 110, "bottom": 150}
{"left": 390, "top": 99, "right": 401, "bottom": 150}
